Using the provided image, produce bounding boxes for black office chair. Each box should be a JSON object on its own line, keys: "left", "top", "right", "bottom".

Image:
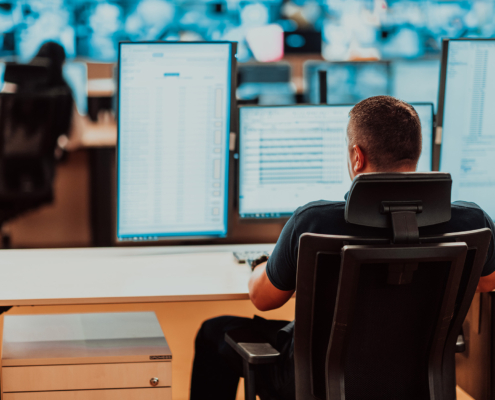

{"left": 226, "top": 173, "right": 491, "bottom": 400}
{"left": 0, "top": 91, "right": 71, "bottom": 247}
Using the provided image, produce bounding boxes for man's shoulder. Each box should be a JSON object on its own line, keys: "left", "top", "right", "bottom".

{"left": 291, "top": 200, "right": 349, "bottom": 234}
{"left": 290, "top": 199, "right": 492, "bottom": 238}
{"left": 294, "top": 200, "right": 346, "bottom": 217}
{"left": 450, "top": 200, "right": 492, "bottom": 226}
{"left": 294, "top": 200, "right": 488, "bottom": 218}
{"left": 452, "top": 200, "right": 485, "bottom": 212}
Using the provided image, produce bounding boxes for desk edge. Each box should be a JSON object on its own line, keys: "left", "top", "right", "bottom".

{"left": 0, "top": 293, "right": 250, "bottom": 307}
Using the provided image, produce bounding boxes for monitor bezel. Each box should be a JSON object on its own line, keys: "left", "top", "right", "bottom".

{"left": 437, "top": 38, "right": 495, "bottom": 171}
{"left": 436, "top": 38, "right": 450, "bottom": 130}
{"left": 237, "top": 102, "right": 435, "bottom": 221}
{"left": 116, "top": 41, "right": 237, "bottom": 243}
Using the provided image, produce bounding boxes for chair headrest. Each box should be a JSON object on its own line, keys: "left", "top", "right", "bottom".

{"left": 345, "top": 172, "right": 452, "bottom": 229}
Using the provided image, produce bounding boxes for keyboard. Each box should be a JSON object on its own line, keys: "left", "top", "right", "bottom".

{"left": 233, "top": 250, "right": 270, "bottom": 264}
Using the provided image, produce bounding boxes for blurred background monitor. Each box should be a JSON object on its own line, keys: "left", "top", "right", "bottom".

{"left": 62, "top": 61, "right": 88, "bottom": 115}
{"left": 238, "top": 102, "right": 434, "bottom": 219}
{"left": 0, "top": 62, "right": 5, "bottom": 88}
{"left": 237, "top": 63, "right": 295, "bottom": 105}
{"left": 304, "top": 61, "right": 390, "bottom": 104}
{"left": 284, "top": 30, "right": 322, "bottom": 54}
{"left": 390, "top": 59, "right": 441, "bottom": 111}
{"left": 0, "top": 1, "right": 494, "bottom": 63}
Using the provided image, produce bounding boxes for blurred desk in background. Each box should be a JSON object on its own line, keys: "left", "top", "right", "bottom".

{"left": 80, "top": 117, "right": 117, "bottom": 148}
{"left": 5, "top": 117, "right": 116, "bottom": 249}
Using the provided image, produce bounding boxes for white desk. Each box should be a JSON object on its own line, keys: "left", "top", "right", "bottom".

{"left": 0, "top": 244, "right": 275, "bottom": 307}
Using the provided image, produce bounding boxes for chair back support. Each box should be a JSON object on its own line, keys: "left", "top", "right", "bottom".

{"left": 0, "top": 92, "right": 70, "bottom": 220}
{"left": 345, "top": 172, "right": 452, "bottom": 229}
{"left": 294, "top": 173, "right": 492, "bottom": 400}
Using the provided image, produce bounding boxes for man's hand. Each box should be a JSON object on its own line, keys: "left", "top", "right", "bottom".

{"left": 248, "top": 262, "right": 294, "bottom": 311}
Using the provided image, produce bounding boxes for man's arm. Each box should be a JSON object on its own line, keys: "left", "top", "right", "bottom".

{"left": 248, "top": 262, "right": 295, "bottom": 312}
{"left": 477, "top": 208, "right": 495, "bottom": 292}
{"left": 478, "top": 271, "right": 495, "bottom": 292}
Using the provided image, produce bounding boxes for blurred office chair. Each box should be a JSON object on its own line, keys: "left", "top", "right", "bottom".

{"left": 0, "top": 92, "right": 72, "bottom": 248}
{"left": 226, "top": 173, "right": 491, "bottom": 400}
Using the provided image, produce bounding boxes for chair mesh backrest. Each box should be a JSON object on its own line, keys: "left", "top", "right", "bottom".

{"left": 294, "top": 230, "right": 491, "bottom": 400}
{"left": 342, "top": 260, "right": 449, "bottom": 399}
{"left": 311, "top": 255, "right": 452, "bottom": 399}
{"left": 0, "top": 92, "right": 69, "bottom": 157}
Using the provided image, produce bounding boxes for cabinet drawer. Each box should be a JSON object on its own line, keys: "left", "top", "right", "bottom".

{"left": 4, "top": 388, "right": 171, "bottom": 400}
{"left": 3, "top": 362, "right": 171, "bottom": 392}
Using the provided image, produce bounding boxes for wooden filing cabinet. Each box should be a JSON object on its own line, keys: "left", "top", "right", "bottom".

{"left": 1, "top": 312, "right": 172, "bottom": 399}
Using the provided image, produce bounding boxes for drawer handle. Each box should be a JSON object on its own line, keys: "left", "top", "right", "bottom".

{"left": 150, "top": 377, "right": 159, "bottom": 387}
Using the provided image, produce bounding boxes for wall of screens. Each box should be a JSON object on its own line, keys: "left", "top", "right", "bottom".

{"left": 0, "top": 0, "right": 494, "bottom": 63}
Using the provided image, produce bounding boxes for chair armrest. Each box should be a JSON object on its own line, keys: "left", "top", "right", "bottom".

{"left": 456, "top": 333, "right": 466, "bottom": 353}
{"left": 225, "top": 330, "right": 280, "bottom": 365}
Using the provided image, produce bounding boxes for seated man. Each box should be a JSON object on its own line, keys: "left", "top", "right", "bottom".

{"left": 190, "top": 96, "right": 495, "bottom": 400}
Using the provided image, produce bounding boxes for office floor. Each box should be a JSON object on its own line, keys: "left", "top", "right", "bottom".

{"left": 457, "top": 386, "right": 475, "bottom": 400}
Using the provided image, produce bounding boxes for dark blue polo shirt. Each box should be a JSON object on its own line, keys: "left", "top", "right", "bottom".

{"left": 267, "top": 199, "right": 495, "bottom": 291}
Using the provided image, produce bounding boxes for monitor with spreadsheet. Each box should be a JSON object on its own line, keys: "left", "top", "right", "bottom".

{"left": 304, "top": 61, "right": 390, "bottom": 105}
{"left": 117, "top": 42, "right": 235, "bottom": 241}
{"left": 239, "top": 103, "right": 434, "bottom": 219}
{"left": 439, "top": 39, "right": 495, "bottom": 219}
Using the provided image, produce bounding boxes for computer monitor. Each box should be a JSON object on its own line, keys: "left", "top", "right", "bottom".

{"left": 117, "top": 42, "right": 235, "bottom": 241}
{"left": 237, "top": 63, "right": 295, "bottom": 105}
{"left": 238, "top": 64, "right": 291, "bottom": 85}
{"left": 438, "top": 38, "right": 495, "bottom": 218}
{"left": 238, "top": 103, "right": 434, "bottom": 219}
{"left": 63, "top": 62, "right": 88, "bottom": 115}
{"left": 390, "top": 60, "right": 441, "bottom": 111}
{"left": 304, "top": 61, "right": 390, "bottom": 104}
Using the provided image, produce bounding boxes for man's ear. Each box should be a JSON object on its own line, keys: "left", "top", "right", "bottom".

{"left": 352, "top": 145, "right": 366, "bottom": 174}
